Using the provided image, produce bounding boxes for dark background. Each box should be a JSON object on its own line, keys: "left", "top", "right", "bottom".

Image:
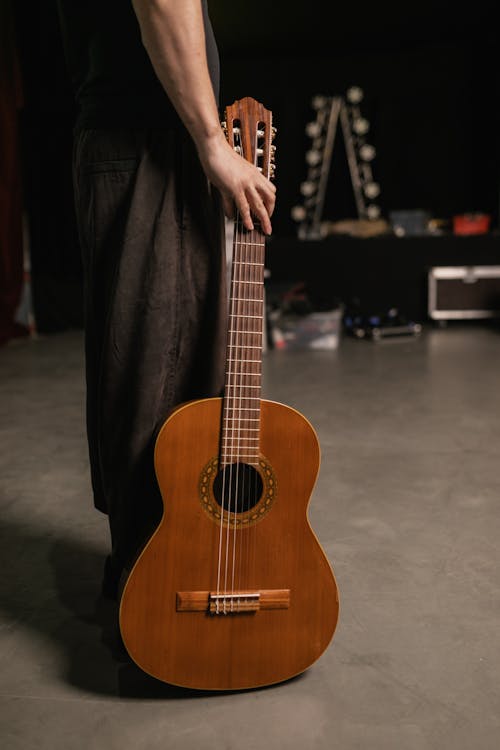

{"left": 212, "top": 1, "right": 499, "bottom": 234}
{"left": 10, "top": 0, "right": 500, "bottom": 330}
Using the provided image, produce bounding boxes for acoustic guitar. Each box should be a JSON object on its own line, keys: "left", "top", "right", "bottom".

{"left": 119, "top": 97, "right": 339, "bottom": 690}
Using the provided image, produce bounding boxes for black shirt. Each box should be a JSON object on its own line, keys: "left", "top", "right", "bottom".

{"left": 56, "top": 0, "right": 220, "bottom": 130}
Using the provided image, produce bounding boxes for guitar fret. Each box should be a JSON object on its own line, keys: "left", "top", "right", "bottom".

{"left": 228, "top": 330, "right": 263, "bottom": 336}
{"left": 227, "top": 358, "right": 261, "bottom": 363}
{"left": 229, "top": 346, "right": 262, "bottom": 351}
{"left": 224, "top": 407, "right": 260, "bottom": 411}
{"left": 224, "top": 418, "right": 260, "bottom": 423}
{"left": 229, "top": 315, "right": 262, "bottom": 320}
{"left": 226, "top": 385, "right": 260, "bottom": 389}
{"left": 231, "top": 298, "right": 263, "bottom": 303}
{"left": 233, "top": 259, "right": 264, "bottom": 263}
{"left": 222, "top": 440, "right": 260, "bottom": 445}
{"left": 232, "top": 280, "right": 264, "bottom": 285}
{"left": 223, "top": 424, "right": 260, "bottom": 429}
{"left": 234, "top": 244, "right": 265, "bottom": 249}
{"left": 227, "top": 406, "right": 260, "bottom": 412}
{"left": 226, "top": 377, "right": 261, "bottom": 382}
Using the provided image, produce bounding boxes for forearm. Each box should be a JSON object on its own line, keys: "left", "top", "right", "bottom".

{"left": 131, "top": 0, "right": 223, "bottom": 148}
{"left": 131, "top": 0, "right": 276, "bottom": 234}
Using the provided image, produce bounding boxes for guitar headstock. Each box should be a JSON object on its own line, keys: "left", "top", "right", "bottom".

{"left": 222, "top": 97, "right": 276, "bottom": 181}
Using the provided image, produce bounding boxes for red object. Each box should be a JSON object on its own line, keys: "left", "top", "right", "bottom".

{"left": 453, "top": 213, "right": 491, "bottom": 236}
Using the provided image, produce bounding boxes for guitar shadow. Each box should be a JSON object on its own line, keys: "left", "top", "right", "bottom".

{"left": 0, "top": 515, "right": 304, "bottom": 699}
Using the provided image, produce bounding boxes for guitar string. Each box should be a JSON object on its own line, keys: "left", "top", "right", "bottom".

{"left": 227, "top": 214, "right": 244, "bottom": 611}
{"left": 250, "top": 220, "right": 263, "bottom": 601}
{"left": 216, "top": 210, "right": 237, "bottom": 614}
{"left": 227, "top": 123, "right": 246, "bottom": 612}
{"left": 223, "top": 128, "right": 247, "bottom": 613}
{"left": 218, "top": 115, "right": 268, "bottom": 613}
{"left": 234, "top": 218, "right": 260, "bottom": 606}
{"left": 233, "top": 222, "right": 265, "bottom": 608}
{"left": 248, "top": 122, "right": 267, "bottom": 607}
{"left": 231, "top": 127, "right": 258, "bottom": 610}
{"left": 244, "top": 222, "right": 254, "bottom": 601}
{"left": 244, "top": 122, "right": 266, "bottom": 604}
{"left": 228, "top": 120, "right": 251, "bottom": 611}
{"left": 232, "top": 124, "right": 268, "bottom": 610}
{"left": 225, "top": 211, "right": 250, "bottom": 612}
{"left": 231, "top": 215, "right": 245, "bottom": 609}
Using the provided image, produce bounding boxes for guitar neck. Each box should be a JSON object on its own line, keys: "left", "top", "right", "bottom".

{"left": 221, "top": 218, "right": 266, "bottom": 468}
{"left": 219, "top": 96, "right": 275, "bottom": 469}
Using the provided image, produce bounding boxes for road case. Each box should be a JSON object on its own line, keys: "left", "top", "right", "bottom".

{"left": 428, "top": 265, "right": 500, "bottom": 320}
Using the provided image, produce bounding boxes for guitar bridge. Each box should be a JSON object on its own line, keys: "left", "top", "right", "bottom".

{"left": 209, "top": 592, "right": 260, "bottom": 614}
{"left": 176, "top": 589, "right": 290, "bottom": 615}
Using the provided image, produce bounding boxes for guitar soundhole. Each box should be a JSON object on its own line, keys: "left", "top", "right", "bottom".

{"left": 199, "top": 456, "right": 276, "bottom": 527}
{"left": 212, "top": 463, "right": 263, "bottom": 513}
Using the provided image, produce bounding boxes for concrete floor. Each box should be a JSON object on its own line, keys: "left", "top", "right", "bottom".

{"left": 1, "top": 324, "right": 499, "bottom": 749}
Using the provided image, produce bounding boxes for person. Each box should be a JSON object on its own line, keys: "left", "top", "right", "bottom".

{"left": 56, "top": 0, "right": 276, "bottom": 598}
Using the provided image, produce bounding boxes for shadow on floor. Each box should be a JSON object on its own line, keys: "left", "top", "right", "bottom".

{"left": 0, "top": 515, "right": 301, "bottom": 700}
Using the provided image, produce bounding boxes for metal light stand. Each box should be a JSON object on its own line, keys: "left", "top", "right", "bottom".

{"left": 291, "top": 87, "right": 381, "bottom": 239}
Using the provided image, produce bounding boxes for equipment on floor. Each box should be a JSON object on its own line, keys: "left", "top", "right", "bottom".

{"left": 428, "top": 265, "right": 500, "bottom": 322}
{"left": 343, "top": 305, "right": 422, "bottom": 340}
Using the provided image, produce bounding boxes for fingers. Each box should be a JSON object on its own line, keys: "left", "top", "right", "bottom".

{"left": 222, "top": 184, "right": 275, "bottom": 235}
{"left": 248, "top": 187, "right": 272, "bottom": 236}
{"left": 238, "top": 201, "right": 255, "bottom": 233}
{"left": 206, "top": 140, "right": 276, "bottom": 235}
{"left": 238, "top": 175, "right": 276, "bottom": 236}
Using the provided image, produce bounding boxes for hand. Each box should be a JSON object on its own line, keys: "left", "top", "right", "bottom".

{"left": 197, "top": 130, "right": 276, "bottom": 236}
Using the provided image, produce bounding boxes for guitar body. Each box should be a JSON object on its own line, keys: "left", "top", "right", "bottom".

{"left": 119, "top": 396, "right": 339, "bottom": 690}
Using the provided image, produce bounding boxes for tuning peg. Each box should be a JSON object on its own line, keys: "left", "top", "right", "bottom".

{"left": 272, "top": 126, "right": 277, "bottom": 138}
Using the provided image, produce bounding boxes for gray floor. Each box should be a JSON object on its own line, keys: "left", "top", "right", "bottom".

{"left": 1, "top": 324, "right": 499, "bottom": 749}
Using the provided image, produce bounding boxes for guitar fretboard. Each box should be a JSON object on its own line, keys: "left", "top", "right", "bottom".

{"left": 220, "top": 222, "right": 265, "bottom": 467}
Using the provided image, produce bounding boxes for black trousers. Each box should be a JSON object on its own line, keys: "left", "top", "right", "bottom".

{"left": 72, "top": 127, "right": 227, "bottom": 573}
